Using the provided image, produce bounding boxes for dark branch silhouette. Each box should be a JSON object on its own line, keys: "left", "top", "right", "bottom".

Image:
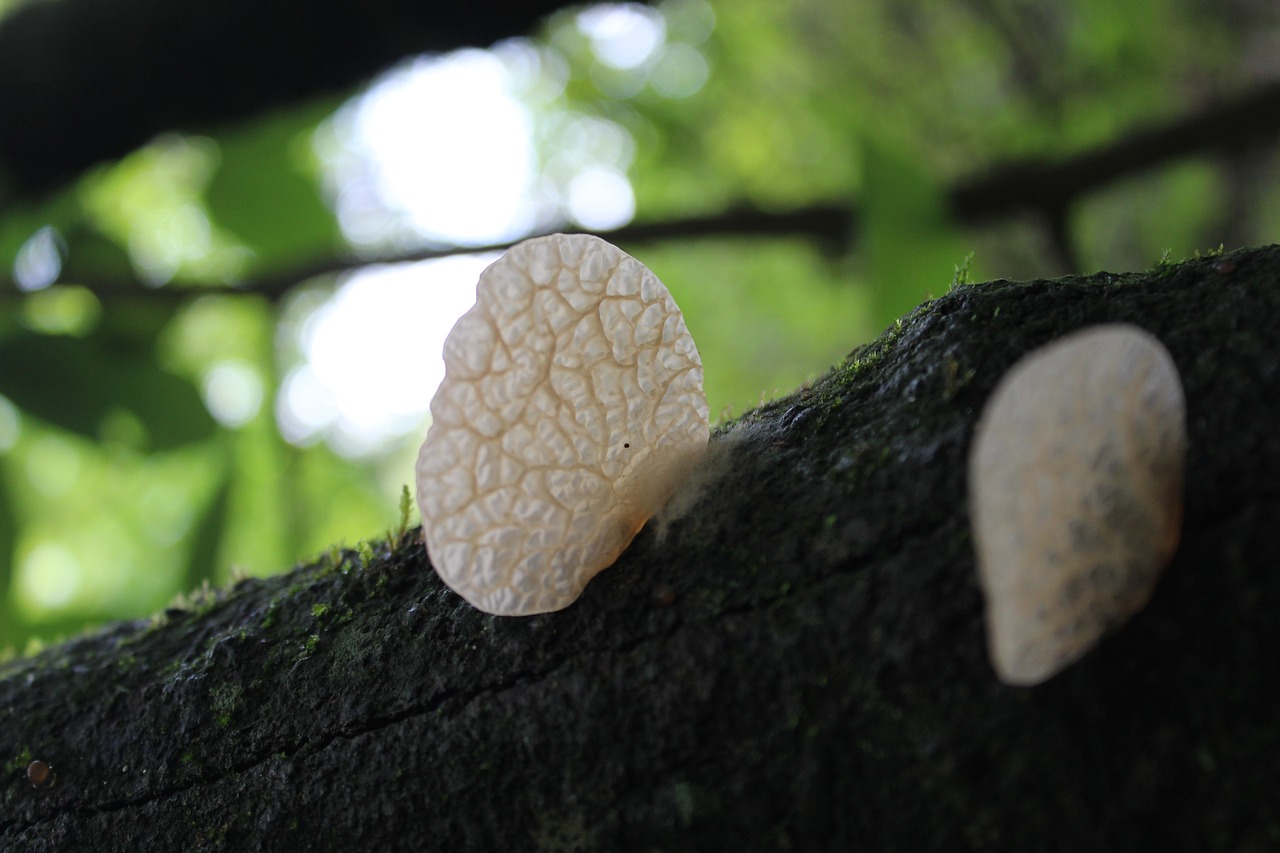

{"left": 948, "top": 82, "right": 1280, "bottom": 217}
{"left": 0, "top": 0, "right": 614, "bottom": 197}
{"left": 3, "top": 81, "right": 1278, "bottom": 301}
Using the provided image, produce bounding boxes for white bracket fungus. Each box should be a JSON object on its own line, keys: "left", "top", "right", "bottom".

{"left": 968, "top": 324, "right": 1186, "bottom": 686}
{"left": 415, "top": 234, "right": 709, "bottom": 615}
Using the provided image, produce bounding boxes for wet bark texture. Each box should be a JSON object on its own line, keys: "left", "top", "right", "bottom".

{"left": 3, "top": 246, "right": 1280, "bottom": 851}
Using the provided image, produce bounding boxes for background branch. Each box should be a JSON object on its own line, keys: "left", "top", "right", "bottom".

{"left": 0, "top": 0, "right": 612, "bottom": 197}
{"left": 5, "top": 81, "right": 1277, "bottom": 302}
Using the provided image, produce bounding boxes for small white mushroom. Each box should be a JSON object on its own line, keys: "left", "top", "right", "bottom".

{"left": 415, "top": 233, "right": 709, "bottom": 615}
{"left": 968, "top": 324, "right": 1186, "bottom": 686}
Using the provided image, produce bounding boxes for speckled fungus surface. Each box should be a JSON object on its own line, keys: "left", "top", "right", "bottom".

{"left": 968, "top": 324, "right": 1186, "bottom": 686}
{"left": 415, "top": 233, "right": 709, "bottom": 615}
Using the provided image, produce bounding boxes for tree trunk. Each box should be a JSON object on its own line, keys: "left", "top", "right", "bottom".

{"left": 3, "top": 246, "right": 1279, "bottom": 851}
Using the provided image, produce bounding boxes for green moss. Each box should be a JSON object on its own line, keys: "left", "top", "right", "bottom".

{"left": 392, "top": 484, "right": 415, "bottom": 547}
{"left": 812, "top": 315, "right": 907, "bottom": 421}
{"left": 1151, "top": 248, "right": 1177, "bottom": 277}
{"left": 5, "top": 746, "right": 33, "bottom": 773}
{"left": 315, "top": 544, "right": 353, "bottom": 579}
{"left": 330, "top": 626, "right": 369, "bottom": 676}
{"left": 210, "top": 683, "right": 242, "bottom": 728}
{"left": 951, "top": 251, "right": 975, "bottom": 289}
{"left": 327, "top": 544, "right": 345, "bottom": 567}
{"left": 311, "top": 603, "right": 330, "bottom": 619}
{"left": 260, "top": 600, "right": 279, "bottom": 630}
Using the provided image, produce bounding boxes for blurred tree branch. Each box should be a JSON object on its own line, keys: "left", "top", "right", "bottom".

{"left": 948, "top": 81, "right": 1280, "bottom": 222}
{"left": 0, "top": 0, "right": 615, "bottom": 198}
{"left": 4, "top": 80, "right": 1278, "bottom": 301}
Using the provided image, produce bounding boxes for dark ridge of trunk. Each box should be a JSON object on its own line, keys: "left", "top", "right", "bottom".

{"left": 3, "top": 245, "right": 1279, "bottom": 851}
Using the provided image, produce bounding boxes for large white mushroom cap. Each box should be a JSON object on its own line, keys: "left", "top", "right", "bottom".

{"left": 416, "top": 233, "right": 709, "bottom": 615}
{"left": 969, "top": 324, "right": 1186, "bottom": 685}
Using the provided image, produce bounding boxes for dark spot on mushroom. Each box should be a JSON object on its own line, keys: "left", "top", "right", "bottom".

{"left": 624, "top": 442, "right": 630, "bottom": 448}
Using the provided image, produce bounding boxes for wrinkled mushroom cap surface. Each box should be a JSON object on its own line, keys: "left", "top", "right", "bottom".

{"left": 416, "top": 234, "right": 709, "bottom": 615}
{"left": 969, "top": 324, "right": 1186, "bottom": 685}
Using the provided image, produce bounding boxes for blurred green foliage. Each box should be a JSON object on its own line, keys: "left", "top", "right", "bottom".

{"left": 0, "top": 0, "right": 1276, "bottom": 650}
{"left": 204, "top": 100, "right": 345, "bottom": 273}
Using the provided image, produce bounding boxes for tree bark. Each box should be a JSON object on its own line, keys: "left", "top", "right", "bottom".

{"left": 3, "top": 245, "right": 1279, "bottom": 851}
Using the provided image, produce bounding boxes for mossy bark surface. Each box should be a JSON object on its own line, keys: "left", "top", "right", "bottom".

{"left": 3, "top": 246, "right": 1280, "bottom": 851}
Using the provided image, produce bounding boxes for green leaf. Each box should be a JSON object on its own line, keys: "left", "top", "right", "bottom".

{"left": 204, "top": 99, "right": 343, "bottom": 274}
{"left": 58, "top": 224, "right": 137, "bottom": 285}
{"left": 0, "top": 328, "right": 217, "bottom": 450}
